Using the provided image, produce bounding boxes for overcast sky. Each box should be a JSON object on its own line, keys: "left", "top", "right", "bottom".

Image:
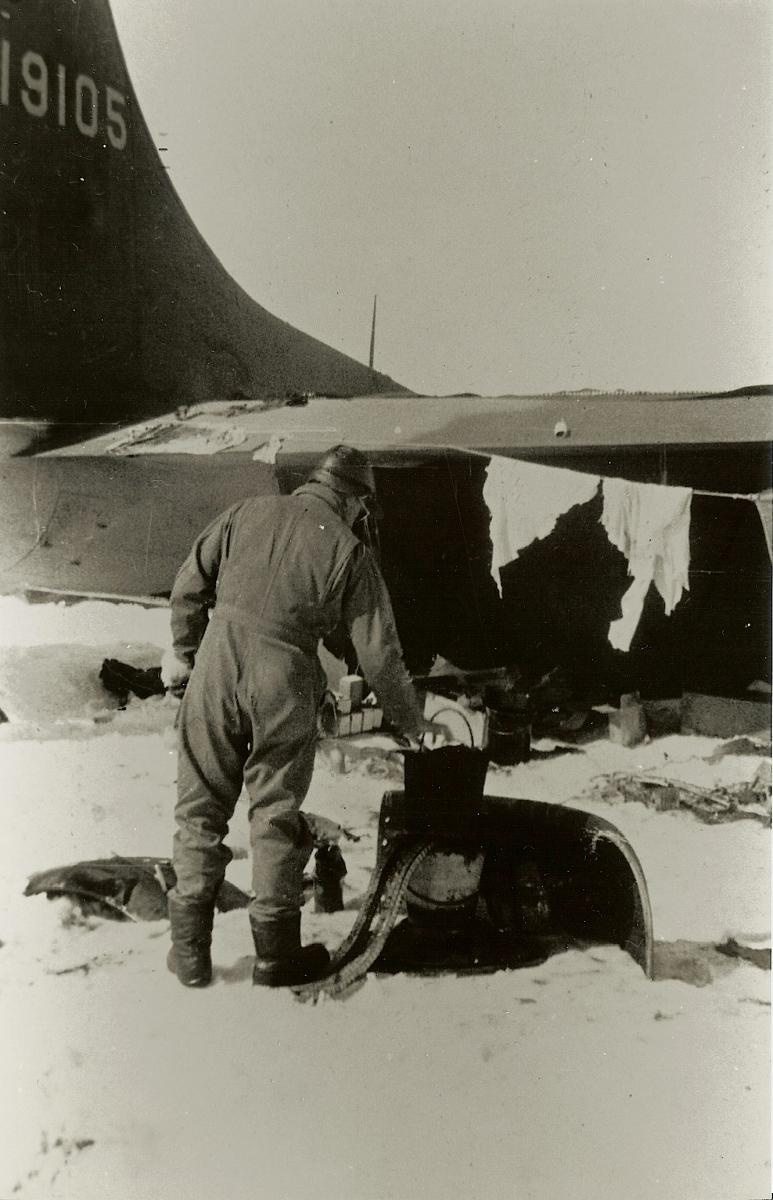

{"left": 111, "top": 0, "right": 772, "bottom": 396}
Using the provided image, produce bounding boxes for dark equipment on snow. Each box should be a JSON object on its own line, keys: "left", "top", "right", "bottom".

{"left": 372, "top": 788, "right": 653, "bottom": 978}
{"left": 24, "top": 778, "right": 653, "bottom": 998}
{"left": 402, "top": 745, "right": 489, "bottom": 804}
{"left": 402, "top": 708, "right": 488, "bottom": 803}
{"left": 24, "top": 857, "right": 249, "bottom": 922}
{"left": 25, "top": 842, "right": 349, "bottom": 923}
{"left": 99, "top": 659, "right": 166, "bottom": 705}
{"left": 483, "top": 702, "right": 531, "bottom": 765}
{"left": 311, "top": 844, "right": 348, "bottom": 912}
{"left": 293, "top": 755, "right": 654, "bottom": 1000}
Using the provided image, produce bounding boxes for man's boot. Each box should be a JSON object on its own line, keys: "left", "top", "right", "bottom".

{"left": 251, "top": 913, "right": 330, "bottom": 987}
{"left": 166, "top": 894, "right": 215, "bottom": 987}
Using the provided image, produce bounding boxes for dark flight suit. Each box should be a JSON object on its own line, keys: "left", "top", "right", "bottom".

{"left": 169, "top": 481, "right": 423, "bottom": 926}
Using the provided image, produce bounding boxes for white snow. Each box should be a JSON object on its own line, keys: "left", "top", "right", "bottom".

{"left": 0, "top": 597, "right": 770, "bottom": 1200}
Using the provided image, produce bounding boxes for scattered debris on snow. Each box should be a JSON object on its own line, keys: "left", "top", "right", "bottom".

{"left": 0, "top": 596, "right": 770, "bottom": 1200}
{"left": 587, "top": 769, "right": 771, "bottom": 825}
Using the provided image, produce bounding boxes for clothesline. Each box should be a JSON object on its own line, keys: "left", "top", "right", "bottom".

{"left": 693, "top": 488, "right": 764, "bottom": 502}
{"left": 451, "top": 446, "right": 770, "bottom": 648}
{"left": 442, "top": 444, "right": 767, "bottom": 503}
{"left": 480, "top": 455, "right": 692, "bottom": 652}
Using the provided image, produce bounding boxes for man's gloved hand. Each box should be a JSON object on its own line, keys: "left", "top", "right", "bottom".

{"left": 161, "top": 649, "right": 192, "bottom": 697}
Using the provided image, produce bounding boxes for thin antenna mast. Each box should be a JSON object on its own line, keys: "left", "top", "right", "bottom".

{"left": 368, "top": 294, "right": 378, "bottom": 370}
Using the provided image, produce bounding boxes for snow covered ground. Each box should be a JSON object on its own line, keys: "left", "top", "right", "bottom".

{"left": 0, "top": 596, "right": 770, "bottom": 1200}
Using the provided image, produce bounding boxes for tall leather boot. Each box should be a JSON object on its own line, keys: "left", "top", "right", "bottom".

{"left": 251, "top": 913, "right": 330, "bottom": 987}
{"left": 167, "top": 894, "right": 215, "bottom": 987}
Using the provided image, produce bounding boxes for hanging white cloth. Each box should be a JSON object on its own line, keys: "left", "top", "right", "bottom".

{"left": 601, "top": 478, "right": 692, "bottom": 652}
{"left": 483, "top": 457, "right": 600, "bottom": 596}
{"left": 753, "top": 489, "right": 773, "bottom": 562}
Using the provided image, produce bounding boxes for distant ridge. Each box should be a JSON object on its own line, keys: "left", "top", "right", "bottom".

{"left": 430, "top": 384, "right": 772, "bottom": 402}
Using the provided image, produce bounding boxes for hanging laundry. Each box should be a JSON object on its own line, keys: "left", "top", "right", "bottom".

{"left": 483, "top": 457, "right": 600, "bottom": 596}
{"left": 601, "top": 478, "right": 692, "bottom": 652}
{"left": 753, "top": 489, "right": 772, "bottom": 563}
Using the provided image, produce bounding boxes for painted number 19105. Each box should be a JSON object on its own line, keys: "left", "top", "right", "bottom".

{"left": 1, "top": 41, "right": 127, "bottom": 150}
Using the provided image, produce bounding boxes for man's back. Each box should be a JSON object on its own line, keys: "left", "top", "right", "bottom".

{"left": 176, "top": 490, "right": 360, "bottom": 655}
